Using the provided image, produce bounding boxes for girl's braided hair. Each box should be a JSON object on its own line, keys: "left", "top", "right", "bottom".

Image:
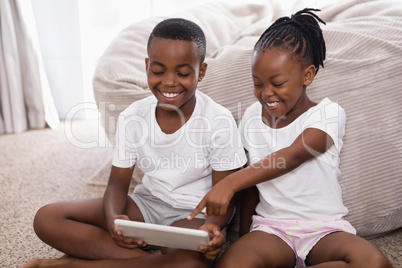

{"left": 254, "top": 8, "right": 326, "bottom": 74}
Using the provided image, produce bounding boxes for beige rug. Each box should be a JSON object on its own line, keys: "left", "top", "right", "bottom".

{"left": 0, "top": 120, "right": 110, "bottom": 267}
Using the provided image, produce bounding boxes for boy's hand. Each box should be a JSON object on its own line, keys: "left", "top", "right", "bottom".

{"left": 112, "top": 215, "right": 148, "bottom": 249}
{"left": 188, "top": 182, "right": 235, "bottom": 220}
{"left": 197, "top": 224, "right": 224, "bottom": 260}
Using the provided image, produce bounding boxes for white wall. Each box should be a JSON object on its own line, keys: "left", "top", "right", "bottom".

{"left": 31, "top": 0, "right": 151, "bottom": 119}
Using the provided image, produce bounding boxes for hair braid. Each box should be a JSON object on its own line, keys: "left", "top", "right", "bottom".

{"left": 254, "top": 8, "right": 326, "bottom": 74}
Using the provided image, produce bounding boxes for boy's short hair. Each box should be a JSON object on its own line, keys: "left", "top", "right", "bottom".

{"left": 147, "top": 18, "right": 206, "bottom": 64}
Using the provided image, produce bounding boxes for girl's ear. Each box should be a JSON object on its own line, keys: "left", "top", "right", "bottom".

{"left": 198, "top": 62, "right": 208, "bottom": 82}
{"left": 304, "top": 65, "right": 316, "bottom": 86}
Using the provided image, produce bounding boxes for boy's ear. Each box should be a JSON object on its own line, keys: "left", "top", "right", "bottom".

{"left": 145, "top": 58, "right": 149, "bottom": 71}
{"left": 304, "top": 65, "right": 316, "bottom": 86}
{"left": 198, "top": 62, "right": 207, "bottom": 82}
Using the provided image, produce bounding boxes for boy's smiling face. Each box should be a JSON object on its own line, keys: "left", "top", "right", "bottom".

{"left": 145, "top": 37, "right": 207, "bottom": 115}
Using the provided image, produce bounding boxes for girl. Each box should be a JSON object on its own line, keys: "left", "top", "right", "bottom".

{"left": 189, "top": 9, "right": 393, "bottom": 268}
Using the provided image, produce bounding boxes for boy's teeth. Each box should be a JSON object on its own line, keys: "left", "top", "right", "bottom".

{"left": 267, "top": 102, "right": 279, "bottom": 107}
{"left": 162, "top": 92, "right": 179, "bottom": 98}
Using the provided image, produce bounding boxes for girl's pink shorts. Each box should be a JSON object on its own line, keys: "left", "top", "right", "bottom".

{"left": 250, "top": 215, "right": 356, "bottom": 267}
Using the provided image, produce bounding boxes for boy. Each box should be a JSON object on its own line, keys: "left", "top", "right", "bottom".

{"left": 23, "top": 18, "right": 246, "bottom": 268}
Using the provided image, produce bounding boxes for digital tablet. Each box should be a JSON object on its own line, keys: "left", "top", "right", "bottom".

{"left": 114, "top": 219, "right": 210, "bottom": 251}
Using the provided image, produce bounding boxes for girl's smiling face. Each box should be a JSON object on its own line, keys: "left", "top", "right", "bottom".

{"left": 145, "top": 37, "right": 206, "bottom": 115}
{"left": 251, "top": 48, "right": 316, "bottom": 128}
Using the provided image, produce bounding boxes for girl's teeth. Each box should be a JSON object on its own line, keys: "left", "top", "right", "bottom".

{"left": 267, "top": 102, "right": 279, "bottom": 107}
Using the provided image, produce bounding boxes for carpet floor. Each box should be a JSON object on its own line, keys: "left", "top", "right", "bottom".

{"left": 0, "top": 120, "right": 400, "bottom": 267}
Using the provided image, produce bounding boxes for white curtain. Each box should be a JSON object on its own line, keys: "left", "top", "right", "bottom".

{"left": 0, "top": 0, "right": 59, "bottom": 134}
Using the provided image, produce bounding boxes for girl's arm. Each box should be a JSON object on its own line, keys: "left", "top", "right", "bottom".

{"left": 189, "top": 127, "right": 333, "bottom": 218}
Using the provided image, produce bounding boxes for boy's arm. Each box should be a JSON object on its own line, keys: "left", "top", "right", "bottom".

{"left": 103, "top": 166, "right": 141, "bottom": 248}
{"left": 103, "top": 166, "right": 134, "bottom": 226}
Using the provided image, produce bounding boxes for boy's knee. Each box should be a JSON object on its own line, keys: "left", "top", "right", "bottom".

{"left": 180, "top": 260, "right": 209, "bottom": 268}
{"left": 162, "top": 251, "right": 211, "bottom": 268}
{"left": 33, "top": 203, "right": 60, "bottom": 236}
{"left": 176, "top": 255, "right": 210, "bottom": 268}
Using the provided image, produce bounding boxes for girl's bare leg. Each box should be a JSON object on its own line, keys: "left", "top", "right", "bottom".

{"left": 32, "top": 197, "right": 146, "bottom": 260}
{"left": 306, "top": 231, "right": 393, "bottom": 267}
{"left": 216, "top": 230, "right": 296, "bottom": 268}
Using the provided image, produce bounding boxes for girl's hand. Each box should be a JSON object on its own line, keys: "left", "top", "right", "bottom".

{"left": 197, "top": 224, "right": 224, "bottom": 260}
{"left": 111, "top": 215, "right": 148, "bottom": 249}
{"left": 188, "top": 181, "right": 235, "bottom": 219}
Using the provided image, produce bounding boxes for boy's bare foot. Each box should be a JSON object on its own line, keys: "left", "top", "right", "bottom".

{"left": 21, "top": 255, "right": 74, "bottom": 268}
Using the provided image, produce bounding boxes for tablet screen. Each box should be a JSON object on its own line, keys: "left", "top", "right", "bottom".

{"left": 115, "top": 219, "right": 210, "bottom": 251}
